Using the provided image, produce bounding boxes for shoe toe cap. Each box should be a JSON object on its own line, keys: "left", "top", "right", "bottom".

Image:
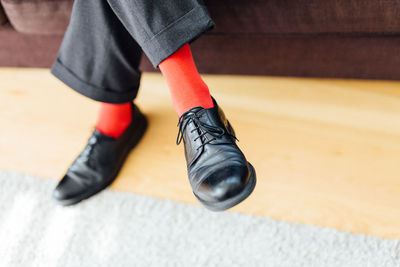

{"left": 52, "top": 175, "right": 85, "bottom": 203}
{"left": 196, "top": 164, "right": 250, "bottom": 202}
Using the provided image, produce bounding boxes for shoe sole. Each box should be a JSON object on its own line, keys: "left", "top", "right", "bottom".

{"left": 54, "top": 112, "right": 148, "bottom": 206}
{"left": 194, "top": 162, "right": 257, "bottom": 212}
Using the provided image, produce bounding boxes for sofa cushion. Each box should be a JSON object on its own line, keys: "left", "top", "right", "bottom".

{"left": 1, "top": 0, "right": 399, "bottom": 35}
{"left": 205, "top": 0, "right": 400, "bottom": 34}
{"left": 0, "top": 4, "right": 7, "bottom": 25}
{"left": 140, "top": 34, "right": 400, "bottom": 80}
{"left": 1, "top": 0, "right": 72, "bottom": 34}
{"left": 0, "top": 23, "right": 63, "bottom": 66}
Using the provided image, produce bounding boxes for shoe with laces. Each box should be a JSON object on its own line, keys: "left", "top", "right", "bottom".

{"left": 52, "top": 103, "right": 147, "bottom": 206}
{"left": 176, "top": 97, "right": 256, "bottom": 211}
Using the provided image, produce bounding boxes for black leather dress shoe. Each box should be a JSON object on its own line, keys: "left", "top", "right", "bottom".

{"left": 52, "top": 103, "right": 147, "bottom": 206}
{"left": 176, "top": 97, "right": 256, "bottom": 211}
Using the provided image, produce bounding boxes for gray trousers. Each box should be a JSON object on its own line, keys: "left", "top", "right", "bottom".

{"left": 51, "top": 0, "right": 214, "bottom": 103}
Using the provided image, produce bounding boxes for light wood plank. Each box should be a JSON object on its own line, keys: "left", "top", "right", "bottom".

{"left": 1, "top": 68, "right": 400, "bottom": 239}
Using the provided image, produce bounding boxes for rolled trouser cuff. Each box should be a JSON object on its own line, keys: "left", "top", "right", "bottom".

{"left": 141, "top": 5, "right": 214, "bottom": 67}
{"left": 51, "top": 58, "right": 141, "bottom": 104}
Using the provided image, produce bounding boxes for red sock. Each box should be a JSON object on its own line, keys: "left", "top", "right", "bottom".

{"left": 95, "top": 102, "right": 132, "bottom": 138}
{"left": 159, "top": 43, "right": 214, "bottom": 116}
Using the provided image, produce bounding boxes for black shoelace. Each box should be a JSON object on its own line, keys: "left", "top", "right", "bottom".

{"left": 176, "top": 108, "right": 237, "bottom": 151}
{"left": 77, "top": 133, "right": 103, "bottom": 168}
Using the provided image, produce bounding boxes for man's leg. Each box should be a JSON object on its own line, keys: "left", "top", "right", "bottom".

{"left": 51, "top": 1, "right": 143, "bottom": 103}
{"left": 51, "top": 0, "right": 147, "bottom": 205}
{"left": 106, "top": 0, "right": 256, "bottom": 211}
{"left": 52, "top": 0, "right": 145, "bottom": 138}
{"left": 105, "top": 0, "right": 215, "bottom": 115}
{"left": 158, "top": 43, "right": 214, "bottom": 116}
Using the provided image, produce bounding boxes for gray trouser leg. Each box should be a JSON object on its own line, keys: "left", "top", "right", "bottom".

{"left": 51, "top": 0, "right": 214, "bottom": 104}
{"left": 51, "top": 0, "right": 143, "bottom": 104}
{"left": 106, "top": 0, "right": 214, "bottom": 67}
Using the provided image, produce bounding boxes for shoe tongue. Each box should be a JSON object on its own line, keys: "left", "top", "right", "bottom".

{"left": 181, "top": 106, "right": 205, "bottom": 119}
{"left": 93, "top": 129, "right": 116, "bottom": 141}
{"left": 187, "top": 106, "right": 204, "bottom": 114}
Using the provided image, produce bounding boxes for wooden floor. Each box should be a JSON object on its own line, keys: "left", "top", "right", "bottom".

{"left": 1, "top": 68, "right": 400, "bottom": 239}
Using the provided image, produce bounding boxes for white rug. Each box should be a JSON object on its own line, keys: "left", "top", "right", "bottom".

{"left": 0, "top": 170, "right": 399, "bottom": 267}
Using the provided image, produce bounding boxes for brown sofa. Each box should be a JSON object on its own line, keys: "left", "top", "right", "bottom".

{"left": 1, "top": 0, "right": 400, "bottom": 80}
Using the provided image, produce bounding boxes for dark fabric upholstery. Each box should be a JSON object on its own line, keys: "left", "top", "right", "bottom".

{"left": 0, "top": 0, "right": 72, "bottom": 34}
{"left": 0, "top": 24, "right": 62, "bottom": 67}
{"left": 3, "top": 0, "right": 400, "bottom": 35}
{"left": 1, "top": 0, "right": 400, "bottom": 80}
{"left": 140, "top": 34, "right": 400, "bottom": 80}
{"left": 204, "top": 0, "right": 400, "bottom": 34}
{"left": 0, "top": 3, "right": 7, "bottom": 25}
